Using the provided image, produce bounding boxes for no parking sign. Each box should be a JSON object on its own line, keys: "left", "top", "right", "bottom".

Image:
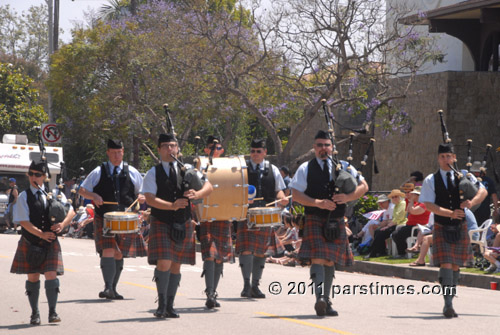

{"left": 41, "top": 123, "right": 62, "bottom": 144}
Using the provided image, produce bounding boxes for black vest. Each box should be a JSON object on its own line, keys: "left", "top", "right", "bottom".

{"left": 150, "top": 163, "right": 191, "bottom": 224}
{"left": 247, "top": 160, "right": 276, "bottom": 208}
{"left": 22, "top": 189, "right": 51, "bottom": 245}
{"left": 304, "top": 158, "right": 345, "bottom": 218}
{"left": 434, "top": 170, "right": 461, "bottom": 225}
{"left": 93, "top": 163, "right": 136, "bottom": 217}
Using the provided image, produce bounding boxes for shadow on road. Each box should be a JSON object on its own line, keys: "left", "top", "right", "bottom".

{"left": 388, "top": 312, "right": 498, "bottom": 320}
{"left": 0, "top": 323, "right": 60, "bottom": 330}
{"left": 58, "top": 299, "right": 115, "bottom": 304}
{"left": 98, "top": 317, "right": 169, "bottom": 323}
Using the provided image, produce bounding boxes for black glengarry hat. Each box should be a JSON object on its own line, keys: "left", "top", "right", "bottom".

{"left": 251, "top": 138, "right": 266, "bottom": 149}
{"left": 314, "top": 130, "right": 330, "bottom": 140}
{"left": 107, "top": 139, "right": 123, "bottom": 149}
{"left": 438, "top": 143, "right": 454, "bottom": 154}
{"left": 158, "top": 133, "right": 177, "bottom": 146}
{"left": 29, "top": 160, "right": 47, "bottom": 173}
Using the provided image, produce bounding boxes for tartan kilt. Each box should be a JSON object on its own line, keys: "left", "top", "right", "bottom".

{"left": 11, "top": 237, "right": 64, "bottom": 275}
{"left": 298, "top": 214, "right": 353, "bottom": 266}
{"left": 200, "top": 221, "right": 233, "bottom": 262}
{"left": 94, "top": 215, "right": 147, "bottom": 258}
{"left": 432, "top": 222, "right": 473, "bottom": 267}
{"left": 235, "top": 221, "right": 284, "bottom": 256}
{"left": 148, "top": 216, "right": 196, "bottom": 265}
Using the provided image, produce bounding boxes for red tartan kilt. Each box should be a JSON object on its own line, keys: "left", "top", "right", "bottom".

{"left": 200, "top": 221, "right": 233, "bottom": 262}
{"left": 432, "top": 222, "right": 473, "bottom": 267}
{"left": 94, "top": 215, "right": 147, "bottom": 257}
{"left": 235, "top": 221, "right": 284, "bottom": 256}
{"left": 147, "top": 217, "right": 196, "bottom": 265}
{"left": 11, "top": 237, "right": 64, "bottom": 275}
{"left": 298, "top": 214, "right": 353, "bottom": 266}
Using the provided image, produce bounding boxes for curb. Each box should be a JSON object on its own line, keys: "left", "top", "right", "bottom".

{"left": 339, "top": 261, "right": 499, "bottom": 290}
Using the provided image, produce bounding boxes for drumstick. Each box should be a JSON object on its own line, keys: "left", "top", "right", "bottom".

{"left": 252, "top": 197, "right": 264, "bottom": 201}
{"left": 265, "top": 195, "right": 292, "bottom": 207}
{"left": 125, "top": 198, "right": 140, "bottom": 212}
{"left": 103, "top": 201, "right": 119, "bottom": 205}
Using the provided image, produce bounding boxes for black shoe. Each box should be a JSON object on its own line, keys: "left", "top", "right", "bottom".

{"left": 443, "top": 306, "right": 456, "bottom": 319}
{"left": 251, "top": 285, "right": 266, "bottom": 299}
{"left": 314, "top": 297, "right": 327, "bottom": 316}
{"left": 214, "top": 292, "right": 221, "bottom": 308}
{"left": 240, "top": 281, "right": 252, "bottom": 298}
{"left": 205, "top": 291, "right": 216, "bottom": 309}
{"left": 166, "top": 296, "right": 179, "bottom": 318}
{"left": 325, "top": 299, "right": 339, "bottom": 317}
{"left": 99, "top": 288, "right": 116, "bottom": 300}
{"left": 48, "top": 310, "right": 61, "bottom": 323}
{"left": 113, "top": 290, "right": 124, "bottom": 300}
{"left": 30, "top": 312, "right": 41, "bottom": 325}
{"left": 154, "top": 294, "right": 167, "bottom": 318}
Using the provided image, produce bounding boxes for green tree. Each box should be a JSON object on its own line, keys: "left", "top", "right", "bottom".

{"left": 0, "top": 4, "right": 51, "bottom": 69}
{"left": 0, "top": 62, "right": 46, "bottom": 140}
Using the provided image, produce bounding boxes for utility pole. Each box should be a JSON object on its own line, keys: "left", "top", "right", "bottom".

{"left": 46, "top": 0, "right": 59, "bottom": 123}
{"left": 53, "top": 0, "right": 59, "bottom": 52}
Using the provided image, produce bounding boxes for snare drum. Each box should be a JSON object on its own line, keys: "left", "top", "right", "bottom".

{"left": 247, "top": 207, "right": 282, "bottom": 228}
{"left": 103, "top": 211, "right": 140, "bottom": 234}
{"left": 195, "top": 156, "right": 248, "bottom": 222}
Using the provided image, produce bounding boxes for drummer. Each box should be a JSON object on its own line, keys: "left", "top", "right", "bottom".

{"left": 237, "top": 139, "right": 288, "bottom": 299}
{"left": 141, "top": 133, "right": 213, "bottom": 318}
{"left": 198, "top": 136, "right": 233, "bottom": 309}
{"left": 79, "top": 139, "right": 146, "bottom": 300}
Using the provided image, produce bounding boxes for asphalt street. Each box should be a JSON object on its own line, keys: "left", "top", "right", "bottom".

{"left": 0, "top": 234, "right": 498, "bottom": 335}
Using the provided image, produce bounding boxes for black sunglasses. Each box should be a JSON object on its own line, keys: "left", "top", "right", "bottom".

{"left": 28, "top": 171, "right": 44, "bottom": 177}
{"left": 251, "top": 149, "right": 263, "bottom": 153}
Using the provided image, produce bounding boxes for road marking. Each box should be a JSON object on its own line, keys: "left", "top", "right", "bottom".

{"left": 0, "top": 255, "right": 9, "bottom": 258}
{"left": 65, "top": 268, "right": 77, "bottom": 272}
{"left": 256, "top": 312, "right": 355, "bottom": 335}
{"left": 123, "top": 281, "right": 185, "bottom": 296}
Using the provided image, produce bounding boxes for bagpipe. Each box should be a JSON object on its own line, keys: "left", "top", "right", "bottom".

{"left": 163, "top": 104, "right": 205, "bottom": 194}
{"left": 320, "top": 99, "right": 358, "bottom": 197}
{"left": 437, "top": 110, "right": 480, "bottom": 211}
{"left": 34, "top": 127, "right": 69, "bottom": 225}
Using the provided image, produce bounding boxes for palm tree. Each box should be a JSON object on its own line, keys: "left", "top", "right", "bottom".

{"left": 98, "top": 0, "right": 139, "bottom": 22}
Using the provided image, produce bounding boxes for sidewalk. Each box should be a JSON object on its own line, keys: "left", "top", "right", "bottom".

{"left": 340, "top": 260, "right": 499, "bottom": 290}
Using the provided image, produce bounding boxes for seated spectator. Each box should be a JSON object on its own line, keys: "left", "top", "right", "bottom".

{"left": 267, "top": 213, "right": 301, "bottom": 266}
{"left": 392, "top": 187, "right": 431, "bottom": 257}
{"left": 74, "top": 204, "right": 95, "bottom": 238}
{"left": 365, "top": 189, "right": 407, "bottom": 259}
{"left": 354, "top": 194, "right": 393, "bottom": 253}
{"left": 483, "top": 248, "right": 500, "bottom": 274}
{"left": 409, "top": 207, "right": 479, "bottom": 267}
{"left": 66, "top": 206, "right": 85, "bottom": 237}
{"left": 409, "top": 234, "right": 433, "bottom": 267}
{"left": 406, "top": 214, "right": 434, "bottom": 253}
{"left": 484, "top": 220, "right": 500, "bottom": 273}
